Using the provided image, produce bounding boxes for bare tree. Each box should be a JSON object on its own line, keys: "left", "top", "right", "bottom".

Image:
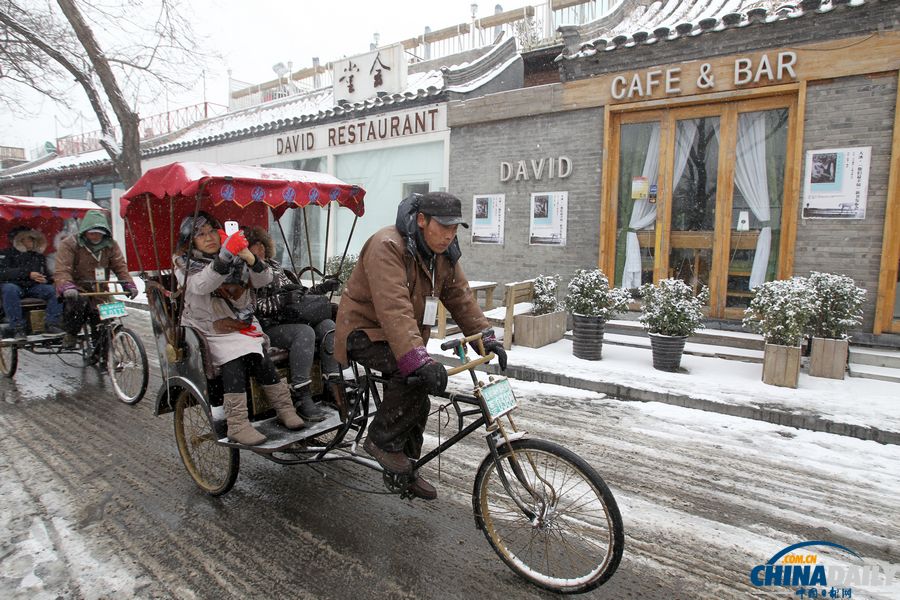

{"left": 0, "top": 0, "right": 208, "bottom": 187}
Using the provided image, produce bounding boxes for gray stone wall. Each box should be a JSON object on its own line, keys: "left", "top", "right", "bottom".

{"left": 450, "top": 107, "right": 604, "bottom": 290}
{"left": 794, "top": 73, "right": 898, "bottom": 331}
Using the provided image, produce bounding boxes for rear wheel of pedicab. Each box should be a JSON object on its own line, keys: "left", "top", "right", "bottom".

{"left": 473, "top": 438, "right": 624, "bottom": 594}
{"left": 174, "top": 389, "right": 239, "bottom": 496}
{"left": 107, "top": 327, "right": 149, "bottom": 405}
{"left": 0, "top": 343, "right": 17, "bottom": 378}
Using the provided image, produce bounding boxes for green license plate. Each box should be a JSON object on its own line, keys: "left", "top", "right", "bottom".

{"left": 479, "top": 377, "right": 517, "bottom": 421}
{"left": 98, "top": 301, "right": 127, "bottom": 320}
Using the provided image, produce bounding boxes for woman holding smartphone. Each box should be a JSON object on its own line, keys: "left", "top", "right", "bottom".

{"left": 174, "top": 212, "right": 305, "bottom": 446}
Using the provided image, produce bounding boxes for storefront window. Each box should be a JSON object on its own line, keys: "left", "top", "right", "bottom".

{"left": 614, "top": 121, "right": 658, "bottom": 289}
{"left": 263, "top": 157, "right": 326, "bottom": 274}
{"left": 668, "top": 117, "right": 720, "bottom": 301}
{"left": 726, "top": 109, "right": 788, "bottom": 308}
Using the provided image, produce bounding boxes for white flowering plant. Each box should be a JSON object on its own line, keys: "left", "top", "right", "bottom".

{"left": 532, "top": 274, "right": 562, "bottom": 316}
{"left": 807, "top": 271, "right": 866, "bottom": 339}
{"left": 324, "top": 253, "right": 358, "bottom": 295}
{"left": 639, "top": 278, "right": 709, "bottom": 337}
{"left": 742, "top": 277, "right": 816, "bottom": 346}
{"left": 563, "top": 269, "right": 631, "bottom": 320}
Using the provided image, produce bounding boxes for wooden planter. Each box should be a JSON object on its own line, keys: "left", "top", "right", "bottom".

{"left": 762, "top": 343, "right": 802, "bottom": 388}
{"left": 513, "top": 311, "right": 567, "bottom": 348}
{"left": 572, "top": 314, "right": 605, "bottom": 360}
{"left": 809, "top": 337, "right": 849, "bottom": 379}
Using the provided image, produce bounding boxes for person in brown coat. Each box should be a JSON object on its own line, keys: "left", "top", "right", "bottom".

{"left": 335, "top": 192, "right": 507, "bottom": 500}
{"left": 53, "top": 210, "right": 137, "bottom": 352}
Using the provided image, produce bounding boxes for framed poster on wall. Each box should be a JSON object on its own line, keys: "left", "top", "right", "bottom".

{"left": 472, "top": 194, "right": 505, "bottom": 244}
{"left": 802, "top": 147, "right": 871, "bottom": 219}
{"left": 529, "top": 191, "right": 567, "bottom": 246}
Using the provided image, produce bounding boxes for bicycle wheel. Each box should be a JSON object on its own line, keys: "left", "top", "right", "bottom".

{"left": 107, "top": 326, "right": 149, "bottom": 405}
{"left": 473, "top": 438, "right": 624, "bottom": 594}
{"left": 174, "top": 389, "right": 239, "bottom": 496}
{"left": 0, "top": 343, "right": 17, "bottom": 378}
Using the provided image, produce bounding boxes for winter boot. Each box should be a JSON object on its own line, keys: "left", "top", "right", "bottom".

{"left": 291, "top": 382, "right": 328, "bottom": 422}
{"left": 262, "top": 381, "right": 305, "bottom": 430}
{"left": 223, "top": 392, "right": 266, "bottom": 446}
{"left": 324, "top": 374, "right": 349, "bottom": 421}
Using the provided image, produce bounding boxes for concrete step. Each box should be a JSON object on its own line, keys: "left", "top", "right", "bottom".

{"left": 848, "top": 363, "right": 900, "bottom": 384}
{"left": 600, "top": 331, "right": 764, "bottom": 363}
{"left": 849, "top": 346, "right": 900, "bottom": 369}
{"left": 603, "top": 319, "right": 766, "bottom": 351}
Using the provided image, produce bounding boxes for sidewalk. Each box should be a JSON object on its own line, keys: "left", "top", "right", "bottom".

{"left": 427, "top": 334, "right": 900, "bottom": 445}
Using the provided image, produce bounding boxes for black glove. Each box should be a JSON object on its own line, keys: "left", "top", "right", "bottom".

{"left": 482, "top": 337, "right": 508, "bottom": 371}
{"left": 311, "top": 277, "right": 341, "bottom": 295}
{"left": 414, "top": 361, "right": 448, "bottom": 395}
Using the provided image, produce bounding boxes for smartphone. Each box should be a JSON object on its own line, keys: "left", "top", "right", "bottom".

{"left": 224, "top": 220, "right": 239, "bottom": 236}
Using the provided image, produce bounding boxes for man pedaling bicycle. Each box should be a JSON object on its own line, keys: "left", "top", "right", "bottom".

{"left": 334, "top": 192, "right": 507, "bottom": 501}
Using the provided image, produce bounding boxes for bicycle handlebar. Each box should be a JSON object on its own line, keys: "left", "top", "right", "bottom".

{"left": 80, "top": 291, "right": 129, "bottom": 297}
{"left": 440, "top": 330, "right": 489, "bottom": 352}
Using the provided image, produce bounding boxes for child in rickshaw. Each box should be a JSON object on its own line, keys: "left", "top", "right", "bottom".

{"left": 244, "top": 227, "right": 343, "bottom": 422}
{"left": 174, "top": 212, "right": 304, "bottom": 446}
{"left": 54, "top": 210, "right": 138, "bottom": 351}
{"left": 0, "top": 227, "right": 65, "bottom": 339}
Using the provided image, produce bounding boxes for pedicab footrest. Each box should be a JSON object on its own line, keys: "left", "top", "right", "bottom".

{"left": 217, "top": 408, "right": 345, "bottom": 453}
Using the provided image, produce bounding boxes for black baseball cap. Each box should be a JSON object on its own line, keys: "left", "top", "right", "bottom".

{"left": 418, "top": 192, "right": 469, "bottom": 228}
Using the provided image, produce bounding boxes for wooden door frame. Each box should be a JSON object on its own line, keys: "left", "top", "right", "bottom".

{"left": 600, "top": 87, "right": 801, "bottom": 319}
{"left": 873, "top": 70, "right": 900, "bottom": 335}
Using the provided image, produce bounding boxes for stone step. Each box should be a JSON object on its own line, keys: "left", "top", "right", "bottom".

{"left": 849, "top": 346, "right": 900, "bottom": 369}
{"left": 847, "top": 363, "right": 900, "bottom": 384}
{"left": 603, "top": 319, "right": 766, "bottom": 351}
{"left": 600, "top": 331, "right": 764, "bottom": 363}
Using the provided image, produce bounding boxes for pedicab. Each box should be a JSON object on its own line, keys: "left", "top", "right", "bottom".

{"left": 121, "top": 162, "right": 623, "bottom": 594}
{"left": 0, "top": 195, "right": 149, "bottom": 404}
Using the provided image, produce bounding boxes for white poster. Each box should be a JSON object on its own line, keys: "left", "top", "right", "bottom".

{"left": 529, "top": 191, "right": 567, "bottom": 246}
{"left": 472, "top": 194, "right": 505, "bottom": 244}
{"left": 802, "top": 147, "right": 870, "bottom": 219}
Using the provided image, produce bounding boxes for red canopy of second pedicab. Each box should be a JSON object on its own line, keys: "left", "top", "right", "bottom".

{"left": 0, "top": 195, "right": 106, "bottom": 254}
{"left": 119, "top": 162, "right": 366, "bottom": 272}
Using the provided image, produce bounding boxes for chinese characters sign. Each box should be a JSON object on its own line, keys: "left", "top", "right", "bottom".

{"left": 471, "top": 194, "right": 505, "bottom": 245}
{"left": 529, "top": 191, "right": 568, "bottom": 246}
{"left": 802, "top": 147, "right": 871, "bottom": 219}
{"left": 333, "top": 44, "right": 407, "bottom": 106}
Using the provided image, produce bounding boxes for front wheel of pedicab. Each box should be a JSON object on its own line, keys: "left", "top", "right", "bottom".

{"left": 472, "top": 438, "right": 624, "bottom": 594}
{"left": 174, "top": 388, "right": 239, "bottom": 496}
{"left": 0, "top": 342, "right": 18, "bottom": 378}
{"left": 107, "top": 326, "right": 149, "bottom": 405}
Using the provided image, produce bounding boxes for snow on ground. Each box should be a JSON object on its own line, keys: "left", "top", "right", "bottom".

{"left": 430, "top": 335, "right": 900, "bottom": 434}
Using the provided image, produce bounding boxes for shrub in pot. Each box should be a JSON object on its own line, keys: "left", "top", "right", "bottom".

{"left": 807, "top": 271, "right": 865, "bottom": 379}
{"left": 639, "top": 278, "right": 708, "bottom": 371}
{"left": 514, "top": 274, "right": 566, "bottom": 348}
{"left": 324, "top": 253, "right": 358, "bottom": 296}
{"left": 563, "top": 269, "right": 630, "bottom": 360}
{"left": 742, "top": 277, "right": 816, "bottom": 388}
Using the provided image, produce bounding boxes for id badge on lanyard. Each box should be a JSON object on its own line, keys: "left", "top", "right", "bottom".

{"left": 422, "top": 257, "right": 438, "bottom": 327}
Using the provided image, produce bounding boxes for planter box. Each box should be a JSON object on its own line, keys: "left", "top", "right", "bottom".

{"left": 809, "top": 337, "right": 848, "bottom": 379}
{"left": 513, "top": 311, "right": 566, "bottom": 348}
{"left": 762, "top": 343, "right": 802, "bottom": 388}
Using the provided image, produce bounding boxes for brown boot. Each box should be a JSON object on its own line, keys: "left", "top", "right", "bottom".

{"left": 223, "top": 392, "right": 266, "bottom": 446}
{"left": 262, "top": 381, "right": 305, "bottom": 430}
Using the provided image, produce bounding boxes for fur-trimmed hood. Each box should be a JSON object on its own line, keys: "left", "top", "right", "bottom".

{"left": 244, "top": 226, "right": 275, "bottom": 259}
{"left": 10, "top": 228, "right": 47, "bottom": 254}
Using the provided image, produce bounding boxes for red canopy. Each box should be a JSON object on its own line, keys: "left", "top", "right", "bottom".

{"left": 0, "top": 195, "right": 106, "bottom": 253}
{"left": 120, "top": 162, "right": 366, "bottom": 272}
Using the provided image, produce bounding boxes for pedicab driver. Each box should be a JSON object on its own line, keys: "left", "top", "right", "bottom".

{"left": 334, "top": 192, "right": 507, "bottom": 500}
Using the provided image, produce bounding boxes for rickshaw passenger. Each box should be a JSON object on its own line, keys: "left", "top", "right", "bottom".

{"left": 174, "top": 213, "right": 304, "bottom": 446}
{"left": 0, "top": 227, "right": 64, "bottom": 339}
{"left": 244, "top": 227, "right": 342, "bottom": 423}
{"left": 334, "top": 192, "right": 507, "bottom": 500}
{"left": 53, "top": 210, "right": 138, "bottom": 347}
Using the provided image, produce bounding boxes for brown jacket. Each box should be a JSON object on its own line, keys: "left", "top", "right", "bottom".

{"left": 54, "top": 235, "right": 133, "bottom": 294}
{"left": 334, "top": 225, "right": 489, "bottom": 370}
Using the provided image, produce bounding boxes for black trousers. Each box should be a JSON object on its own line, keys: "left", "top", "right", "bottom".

{"left": 63, "top": 296, "right": 100, "bottom": 336}
{"left": 219, "top": 353, "right": 279, "bottom": 395}
{"left": 348, "top": 331, "right": 430, "bottom": 458}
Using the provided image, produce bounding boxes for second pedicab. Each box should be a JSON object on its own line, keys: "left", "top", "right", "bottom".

{"left": 121, "top": 161, "right": 623, "bottom": 594}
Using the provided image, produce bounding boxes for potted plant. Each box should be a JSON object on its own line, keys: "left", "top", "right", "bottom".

{"left": 807, "top": 271, "right": 866, "bottom": 379}
{"left": 742, "top": 277, "right": 816, "bottom": 388}
{"left": 563, "top": 269, "right": 631, "bottom": 360}
{"left": 514, "top": 274, "right": 567, "bottom": 348}
{"left": 638, "top": 278, "right": 708, "bottom": 371}
{"left": 324, "top": 253, "right": 358, "bottom": 297}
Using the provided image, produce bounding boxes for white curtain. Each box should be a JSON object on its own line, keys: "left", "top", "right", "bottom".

{"left": 733, "top": 112, "right": 771, "bottom": 289}
{"left": 621, "top": 120, "right": 698, "bottom": 288}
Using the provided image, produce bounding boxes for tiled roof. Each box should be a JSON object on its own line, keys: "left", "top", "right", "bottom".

{"left": 557, "top": 0, "right": 875, "bottom": 60}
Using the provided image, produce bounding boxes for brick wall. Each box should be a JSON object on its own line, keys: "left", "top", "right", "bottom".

{"left": 450, "top": 107, "right": 604, "bottom": 289}
{"left": 794, "top": 73, "right": 898, "bottom": 331}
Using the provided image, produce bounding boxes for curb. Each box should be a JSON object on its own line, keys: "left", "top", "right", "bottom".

{"left": 432, "top": 355, "right": 900, "bottom": 446}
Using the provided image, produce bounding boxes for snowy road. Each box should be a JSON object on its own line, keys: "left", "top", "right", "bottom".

{"left": 0, "top": 309, "right": 897, "bottom": 599}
